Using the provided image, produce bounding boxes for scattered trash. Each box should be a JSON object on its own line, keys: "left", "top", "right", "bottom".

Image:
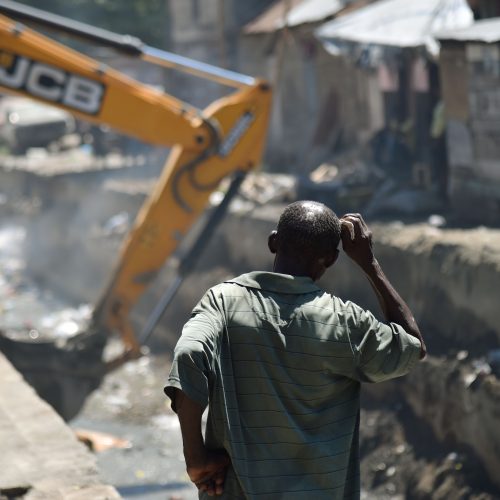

{"left": 456, "top": 350, "right": 468, "bottom": 361}
{"left": 428, "top": 214, "right": 446, "bottom": 228}
{"left": 386, "top": 465, "right": 396, "bottom": 477}
{"left": 487, "top": 350, "right": 500, "bottom": 377}
{"left": 464, "top": 358, "right": 492, "bottom": 388}
{"left": 300, "top": 162, "right": 381, "bottom": 214}
{"left": 310, "top": 163, "right": 339, "bottom": 183}
{"left": 54, "top": 320, "right": 80, "bottom": 338}
{"left": 471, "top": 358, "right": 492, "bottom": 377}
{"left": 238, "top": 173, "right": 297, "bottom": 205}
{"left": 74, "top": 428, "right": 131, "bottom": 452}
{"left": 385, "top": 482, "right": 396, "bottom": 494}
{"left": 102, "top": 211, "right": 130, "bottom": 236}
{"left": 28, "top": 329, "right": 39, "bottom": 340}
{"left": 463, "top": 373, "right": 477, "bottom": 388}
{"left": 394, "top": 444, "right": 406, "bottom": 455}
{"left": 38, "top": 304, "right": 92, "bottom": 340}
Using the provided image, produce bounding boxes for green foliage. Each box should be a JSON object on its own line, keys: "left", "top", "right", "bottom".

{"left": 16, "top": 0, "right": 170, "bottom": 48}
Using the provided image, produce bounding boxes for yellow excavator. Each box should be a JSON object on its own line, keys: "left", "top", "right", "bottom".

{"left": 0, "top": 0, "right": 271, "bottom": 419}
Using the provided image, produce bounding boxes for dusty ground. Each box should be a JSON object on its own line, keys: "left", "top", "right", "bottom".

{"left": 70, "top": 355, "right": 199, "bottom": 500}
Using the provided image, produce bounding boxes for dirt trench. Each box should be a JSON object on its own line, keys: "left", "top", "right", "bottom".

{"left": 1, "top": 166, "right": 500, "bottom": 498}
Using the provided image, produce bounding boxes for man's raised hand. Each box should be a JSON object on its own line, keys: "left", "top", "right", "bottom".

{"left": 340, "top": 213, "right": 375, "bottom": 269}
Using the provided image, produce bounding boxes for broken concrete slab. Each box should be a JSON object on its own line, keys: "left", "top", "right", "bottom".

{"left": 0, "top": 352, "right": 119, "bottom": 499}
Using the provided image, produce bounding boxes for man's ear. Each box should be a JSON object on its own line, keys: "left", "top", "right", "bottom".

{"left": 324, "top": 249, "right": 339, "bottom": 269}
{"left": 268, "top": 230, "right": 278, "bottom": 254}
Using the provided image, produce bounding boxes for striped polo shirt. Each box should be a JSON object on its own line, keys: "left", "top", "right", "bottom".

{"left": 165, "top": 271, "right": 421, "bottom": 499}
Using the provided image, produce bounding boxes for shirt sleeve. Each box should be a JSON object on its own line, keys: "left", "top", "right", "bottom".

{"left": 345, "top": 301, "right": 422, "bottom": 383}
{"left": 164, "top": 289, "right": 223, "bottom": 412}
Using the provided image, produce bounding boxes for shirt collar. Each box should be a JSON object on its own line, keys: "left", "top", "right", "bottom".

{"left": 226, "top": 271, "right": 321, "bottom": 295}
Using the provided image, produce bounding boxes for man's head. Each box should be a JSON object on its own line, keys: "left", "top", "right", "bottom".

{"left": 268, "top": 201, "right": 341, "bottom": 281}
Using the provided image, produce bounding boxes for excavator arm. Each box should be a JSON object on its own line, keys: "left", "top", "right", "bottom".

{"left": 0, "top": 2, "right": 271, "bottom": 355}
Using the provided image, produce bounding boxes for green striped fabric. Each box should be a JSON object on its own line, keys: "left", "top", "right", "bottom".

{"left": 165, "top": 272, "right": 421, "bottom": 499}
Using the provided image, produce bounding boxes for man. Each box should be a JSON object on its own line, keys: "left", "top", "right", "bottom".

{"left": 165, "top": 201, "right": 425, "bottom": 499}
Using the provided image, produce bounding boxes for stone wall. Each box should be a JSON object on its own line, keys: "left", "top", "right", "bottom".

{"left": 0, "top": 352, "right": 119, "bottom": 499}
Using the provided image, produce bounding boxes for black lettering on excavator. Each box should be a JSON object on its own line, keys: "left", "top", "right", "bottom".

{"left": 0, "top": 52, "right": 105, "bottom": 115}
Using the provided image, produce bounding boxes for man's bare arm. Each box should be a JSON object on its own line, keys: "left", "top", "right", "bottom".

{"left": 173, "top": 389, "right": 230, "bottom": 496}
{"left": 340, "top": 214, "right": 427, "bottom": 359}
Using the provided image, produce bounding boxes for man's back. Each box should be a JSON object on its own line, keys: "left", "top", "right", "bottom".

{"left": 166, "top": 271, "right": 421, "bottom": 499}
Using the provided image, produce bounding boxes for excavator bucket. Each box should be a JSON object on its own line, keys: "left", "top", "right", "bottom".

{"left": 0, "top": 330, "right": 106, "bottom": 420}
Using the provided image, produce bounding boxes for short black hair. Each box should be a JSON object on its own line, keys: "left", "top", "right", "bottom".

{"left": 276, "top": 201, "right": 341, "bottom": 260}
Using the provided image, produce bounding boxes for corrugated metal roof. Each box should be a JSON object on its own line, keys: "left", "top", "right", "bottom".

{"left": 244, "top": 0, "right": 303, "bottom": 34}
{"left": 286, "top": 0, "right": 345, "bottom": 26}
{"left": 244, "top": 0, "right": 346, "bottom": 34}
{"left": 316, "top": 0, "right": 473, "bottom": 53}
{"left": 437, "top": 18, "right": 500, "bottom": 43}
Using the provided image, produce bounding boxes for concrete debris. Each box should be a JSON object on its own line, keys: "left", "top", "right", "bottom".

{"left": 427, "top": 214, "right": 446, "bottom": 227}
{"left": 309, "top": 163, "right": 339, "bottom": 183}
{"left": 102, "top": 211, "right": 131, "bottom": 236}
{"left": 238, "top": 173, "right": 297, "bottom": 205}
{"left": 0, "top": 352, "right": 119, "bottom": 498}
{"left": 299, "top": 161, "right": 381, "bottom": 214}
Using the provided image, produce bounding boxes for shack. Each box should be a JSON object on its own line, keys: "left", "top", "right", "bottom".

{"left": 240, "top": 0, "right": 379, "bottom": 172}
{"left": 438, "top": 19, "right": 500, "bottom": 221}
{"left": 316, "top": 0, "right": 473, "bottom": 190}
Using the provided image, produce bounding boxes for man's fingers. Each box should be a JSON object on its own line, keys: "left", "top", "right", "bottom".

{"left": 213, "top": 468, "right": 226, "bottom": 495}
{"left": 341, "top": 214, "right": 370, "bottom": 240}
{"left": 195, "top": 465, "right": 227, "bottom": 496}
{"left": 197, "top": 480, "right": 216, "bottom": 496}
{"left": 341, "top": 219, "right": 355, "bottom": 241}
